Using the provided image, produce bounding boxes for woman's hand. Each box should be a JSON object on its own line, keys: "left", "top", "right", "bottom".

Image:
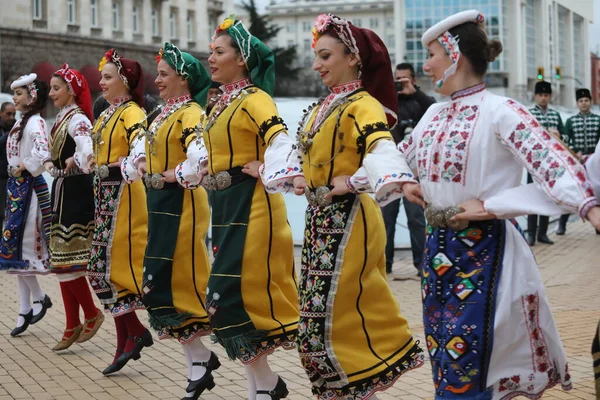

{"left": 403, "top": 182, "right": 425, "bottom": 207}
{"left": 64, "top": 157, "right": 75, "bottom": 173}
{"left": 43, "top": 161, "right": 54, "bottom": 173}
{"left": 451, "top": 199, "right": 497, "bottom": 222}
{"left": 162, "top": 169, "right": 177, "bottom": 183}
{"left": 137, "top": 160, "right": 147, "bottom": 177}
{"left": 108, "top": 156, "right": 125, "bottom": 168}
{"left": 324, "top": 175, "right": 351, "bottom": 201}
{"left": 242, "top": 161, "right": 262, "bottom": 178}
{"left": 586, "top": 206, "right": 600, "bottom": 231}
{"left": 293, "top": 176, "right": 307, "bottom": 195}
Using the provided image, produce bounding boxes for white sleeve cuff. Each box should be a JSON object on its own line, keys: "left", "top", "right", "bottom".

{"left": 260, "top": 133, "right": 303, "bottom": 193}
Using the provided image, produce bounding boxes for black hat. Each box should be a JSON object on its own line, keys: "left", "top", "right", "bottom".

{"left": 576, "top": 88, "right": 591, "bottom": 101}
{"left": 535, "top": 81, "right": 552, "bottom": 95}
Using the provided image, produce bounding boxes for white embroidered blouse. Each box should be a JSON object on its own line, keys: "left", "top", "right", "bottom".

{"left": 7, "top": 114, "right": 50, "bottom": 177}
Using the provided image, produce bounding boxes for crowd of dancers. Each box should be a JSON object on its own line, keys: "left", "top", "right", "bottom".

{"left": 1, "top": 9, "right": 600, "bottom": 400}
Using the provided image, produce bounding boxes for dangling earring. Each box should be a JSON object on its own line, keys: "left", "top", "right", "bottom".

{"left": 357, "top": 67, "right": 362, "bottom": 80}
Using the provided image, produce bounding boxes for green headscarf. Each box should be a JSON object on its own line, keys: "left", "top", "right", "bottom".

{"left": 214, "top": 16, "right": 276, "bottom": 96}
{"left": 158, "top": 42, "right": 211, "bottom": 107}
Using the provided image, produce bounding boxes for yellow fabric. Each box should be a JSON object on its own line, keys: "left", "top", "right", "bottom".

{"left": 204, "top": 88, "right": 285, "bottom": 174}
{"left": 147, "top": 101, "right": 211, "bottom": 334}
{"left": 93, "top": 102, "right": 146, "bottom": 166}
{"left": 302, "top": 90, "right": 419, "bottom": 391}
{"left": 147, "top": 102, "right": 204, "bottom": 173}
{"left": 93, "top": 102, "right": 147, "bottom": 303}
{"left": 303, "top": 91, "right": 393, "bottom": 188}
{"left": 204, "top": 88, "right": 298, "bottom": 353}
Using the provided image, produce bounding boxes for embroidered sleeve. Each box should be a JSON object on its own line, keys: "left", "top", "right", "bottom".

{"left": 243, "top": 91, "right": 286, "bottom": 145}
{"left": 362, "top": 140, "right": 417, "bottom": 206}
{"left": 487, "top": 99, "right": 598, "bottom": 218}
{"left": 175, "top": 106, "right": 205, "bottom": 189}
{"left": 585, "top": 140, "right": 600, "bottom": 198}
{"left": 120, "top": 135, "right": 146, "bottom": 184}
{"left": 259, "top": 132, "right": 303, "bottom": 193}
{"left": 22, "top": 117, "right": 50, "bottom": 176}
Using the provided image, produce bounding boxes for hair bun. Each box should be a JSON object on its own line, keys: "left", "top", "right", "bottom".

{"left": 486, "top": 39, "right": 503, "bottom": 62}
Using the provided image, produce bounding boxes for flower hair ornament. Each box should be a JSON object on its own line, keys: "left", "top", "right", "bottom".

{"left": 56, "top": 63, "right": 83, "bottom": 95}
{"left": 10, "top": 73, "right": 38, "bottom": 105}
{"left": 421, "top": 10, "right": 485, "bottom": 90}
{"left": 155, "top": 44, "right": 189, "bottom": 79}
{"left": 312, "top": 13, "right": 360, "bottom": 55}
{"left": 212, "top": 15, "right": 253, "bottom": 67}
{"left": 98, "top": 48, "right": 129, "bottom": 88}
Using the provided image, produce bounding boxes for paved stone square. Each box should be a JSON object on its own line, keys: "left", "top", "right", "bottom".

{"left": 0, "top": 220, "right": 598, "bottom": 399}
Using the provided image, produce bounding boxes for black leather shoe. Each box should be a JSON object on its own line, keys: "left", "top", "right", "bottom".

{"left": 183, "top": 372, "right": 216, "bottom": 400}
{"left": 185, "top": 352, "right": 221, "bottom": 392}
{"left": 114, "top": 330, "right": 153, "bottom": 366}
{"left": 102, "top": 349, "right": 125, "bottom": 375}
{"left": 527, "top": 234, "right": 536, "bottom": 246}
{"left": 537, "top": 235, "right": 554, "bottom": 245}
{"left": 555, "top": 228, "right": 565, "bottom": 236}
{"left": 31, "top": 295, "right": 52, "bottom": 324}
{"left": 10, "top": 310, "right": 33, "bottom": 337}
{"left": 257, "top": 376, "right": 289, "bottom": 399}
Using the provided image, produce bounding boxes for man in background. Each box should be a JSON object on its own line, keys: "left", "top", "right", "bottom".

{"left": 384, "top": 63, "right": 434, "bottom": 279}
{"left": 0, "top": 102, "right": 17, "bottom": 227}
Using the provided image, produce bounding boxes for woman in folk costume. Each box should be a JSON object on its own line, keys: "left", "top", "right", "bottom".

{"left": 388, "top": 10, "right": 600, "bottom": 399}
{"left": 121, "top": 42, "right": 218, "bottom": 399}
{"left": 0, "top": 74, "right": 53, "bottom": 337}
{"left": 46, "top": 64, "right": 104, "bottom": 351}
{"left": 262, "top": 14, "right": 424, "bottom": 399}
{"left": 80, "top": 49, "right": 151, "bottom": 375}
{"left": 179, "top": 16, "right": 299, "bottom": 400}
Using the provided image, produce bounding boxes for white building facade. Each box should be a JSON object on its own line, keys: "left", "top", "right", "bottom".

{"left": 268, "top": 0, "right": 593, "bottom": 106}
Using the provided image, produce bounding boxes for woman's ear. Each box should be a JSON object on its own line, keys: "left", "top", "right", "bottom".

{"left": 348, "top": 53, "right": 360, "bottom": 68}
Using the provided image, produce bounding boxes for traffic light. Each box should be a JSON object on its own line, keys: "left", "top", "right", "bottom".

{"left": 537, "top": 67, "right": 544, "bottom": 80}
{"left": 555, "top": 66, "right": 562, "bottom": 80}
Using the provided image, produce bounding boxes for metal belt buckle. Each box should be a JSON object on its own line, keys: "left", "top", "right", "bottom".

{"left": 8, "top": 166, "right": 20, "bottom": 178}
{"left": 425, "top": 205, "right": 468, "bottom": 231}
{"left": 202, "top": 171, "right": 232, "bottom": 191}
{"left": 304, "top": 186, "right": 332, "bottom": 207}
{"left": 150, "top": 173, "right": 164, "bottom": 190}
{"left": 94, "top": 165, "right": 110, "bottom": 179}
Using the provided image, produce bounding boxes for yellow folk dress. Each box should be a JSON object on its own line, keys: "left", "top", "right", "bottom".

{"left": 125, "top": 96, "right": 211, "bottom": 342}
{"left": 86, "top": 97, "right": 148, "bottom": 316}
{"left": 296, "top": 86, "right": 424, "bottom": 399}
{"left": 201, "top": 80, "right": 299, "bottom": 364}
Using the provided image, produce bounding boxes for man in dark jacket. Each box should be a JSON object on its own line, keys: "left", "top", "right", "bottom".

{"left": 0, "top": 102, "right": 17, "bottom": 227}
{"left": 384, "top": 63, "right": 434, "bottom": 278}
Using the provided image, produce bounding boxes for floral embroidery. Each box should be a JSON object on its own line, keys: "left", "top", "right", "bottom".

{"left": 522, "top": 292, "right": 550, "bottom": 373}
{"left": 417, "top": 101, "right": 481, "bottom": 185}
{"left": 502, "top": 100, "right": 596, "bottom": 204}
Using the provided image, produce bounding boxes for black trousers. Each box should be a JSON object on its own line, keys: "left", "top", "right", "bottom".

{"left": 526, "top": 173, "right": 549, "bottom": 237}
{"left": 381, "top": 197, "right": 426, "bottom": 270}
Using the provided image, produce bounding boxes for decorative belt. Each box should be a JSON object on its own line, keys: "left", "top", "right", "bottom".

{"left": 7, "top": 166, "right": 31, "bottom": 178}
{"left": 201, "top": 166, "right": 246, "bottom": 191}
{"left": 93, "top": 165, "right": 120, "bottom": 179}
{"left": 48, "top": 166, "right": 85, "bottom": 178}
{"left": 304, "top": 186, "right": 355, "bottom": 207}
{"left": 425, "top": 205, "right": 468, "bottom": 231}
{"left": 143, "top": 173, "right": 171, "bottom": 190}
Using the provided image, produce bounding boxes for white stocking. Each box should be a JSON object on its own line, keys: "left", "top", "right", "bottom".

{"left": 182, "top": 343, "right": 192, "bottom": 380}
{"left": 21, "top": 276, "right": 44, "bottom": 315}
{"left": 182, "top": 337, "right": 212, "bottom": 398}
{"left": 16, "top": 276, "right": 32, "bottom": 327}
{"left": 245, "top": 364, "right": 257, "bottom": 400}
{"left": 247, "top": 355, "right": 278, "bottom": 400}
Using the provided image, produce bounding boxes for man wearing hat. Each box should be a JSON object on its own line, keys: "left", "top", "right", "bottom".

{"left": 527, "top": 80, "right": 565, "bottom": 245}
{"left": 556, "top": 88, "right": 600, "bottom": 235}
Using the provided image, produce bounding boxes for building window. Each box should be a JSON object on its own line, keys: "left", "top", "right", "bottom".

{"left": 386, "top": 17, "right": 393, "bottom": 29}
{"left": 287, "top": 39, "right": 294, "bottom": 47}
{"left": 132, "top": 5, "right": 139, "bottom": 33}
{"left": 169, "top": 8, "right": 177, "bottom": 38}
{"left": 32, "top": 0, "right": 43, "bottom": 20}
{"left": 91, "top": 0, "right": 98, "bottom": 27}
{"left": 387, "top": 35, "right": 395, "bottom": 48}
{"left": 286, "top": 23, "right": 296, "bottom": 33}
{"left": 187, "top": 11, "right": 194, "bottom": 41}
{"left": 302, "top": 21, "right": 311, "bottom": 32}
{"left": 370, "top": 18, "right": 378, "bottom": 29}
{"left": 303, "top": 39, "right": 310, "bottom": 52}
{"left": 353, "top": 18, "right": 362, "bottom": 27}
{"left": 152, "top": 8, "right": 159, "bottom": 35}
{"left": 67, "top": 0, "right": 76, "bottom": 24}
{"left": 112, "top": 1, "right": 121, "bottom": 31}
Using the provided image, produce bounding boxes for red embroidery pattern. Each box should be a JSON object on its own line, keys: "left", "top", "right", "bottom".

{"left": 417, "top": 102, "right": 480, "bottom": 185}
{"left": 522, "top": 292, "right": 550, "bottom": 374}
{"left": 502, "top": 100, "right": 595, "bottom": 202}
{"left": 74, "top": 121, "right": 91, "bottom": 137}
{"left": 313, "top": 80, "right": 363, "bottom": 129}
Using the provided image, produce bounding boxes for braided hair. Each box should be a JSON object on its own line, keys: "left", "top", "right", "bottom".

{"left": 13, "top": 79, "right": 49, "bottom": 142}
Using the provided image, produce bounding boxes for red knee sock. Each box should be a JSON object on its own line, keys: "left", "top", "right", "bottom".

{"left": 121, "top": 311, "right": 147, "bottom": 353}
{"left": 70, "top": 277, "right": 99, "bottom": 324}
{"left": 59, "top": 281, "right": 81, "bottom": 336}
{"left": 113, "top": 315, "right": 128, "bottom": 363}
